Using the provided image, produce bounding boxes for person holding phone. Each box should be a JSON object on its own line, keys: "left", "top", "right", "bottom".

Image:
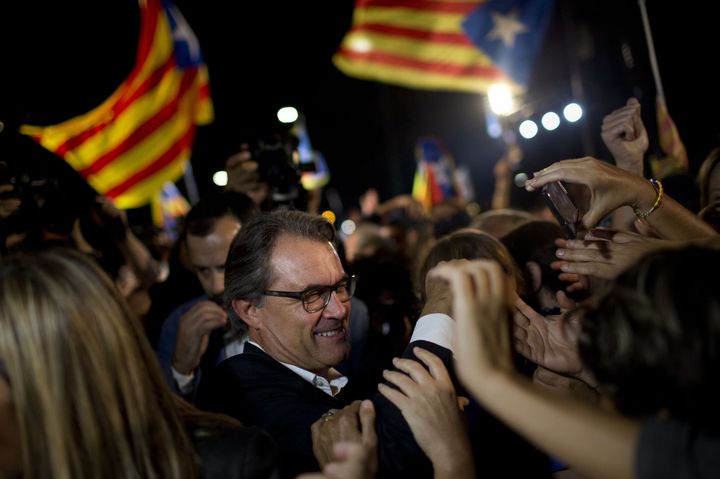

{"left": 525, "top": 157, "right": 716, "bottom": 240}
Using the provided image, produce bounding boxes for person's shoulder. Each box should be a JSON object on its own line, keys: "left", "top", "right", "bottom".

{"left": 193, "top": 424, "right": 279, "bottom": 479}
{"left": 216, "top": 344, "right": 287, "bottom": 379}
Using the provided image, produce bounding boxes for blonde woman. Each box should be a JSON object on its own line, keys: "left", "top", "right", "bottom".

{"left": 0, "top": 248, "right": 277, "bottom": 479}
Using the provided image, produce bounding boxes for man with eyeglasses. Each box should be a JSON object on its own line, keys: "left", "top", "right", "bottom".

{"left": 199, "top": 209, "right": 451, "bottom": 478}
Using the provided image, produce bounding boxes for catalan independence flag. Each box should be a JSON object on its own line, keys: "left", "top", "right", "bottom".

{"left": 333, "top": 0, "right": 517, "bottom": 93}
{"left": 20, "top": 0, "right": 213, "bottom": 209}
{"left": 412, "top": 137, "right": 458, "bottom": 210}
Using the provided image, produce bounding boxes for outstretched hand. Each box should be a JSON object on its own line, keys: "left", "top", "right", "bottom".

{"left": 524, "top": 157, "right": 656, "bottom": 229}
{"left": 513, "top": 295, "right": 584, "bottom": 378}
{"left": 379, "top": 348, "right": 474, "bottom": 478}
{"left": 552, "top": 228, "right": 672, "bottom": 280}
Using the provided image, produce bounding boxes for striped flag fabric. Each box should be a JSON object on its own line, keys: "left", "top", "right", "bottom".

{"left": 655, "top": 95, "right": 688, "bottom": 172}
{"left": 20, "top": 0, "right": 213, "bottom": 209}
{"left": 333, "top": 0, "right": 517, "bottom": 93}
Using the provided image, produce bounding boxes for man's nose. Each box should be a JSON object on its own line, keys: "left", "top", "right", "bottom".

{"left": 209, "top": 271, "right": 225, "bottom": 297}
{"left": 322, "top": 290, "right": 346, "bottom": 317}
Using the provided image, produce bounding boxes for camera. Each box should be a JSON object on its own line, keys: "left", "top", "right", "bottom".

{"left": 253, "top": 136, "right": 302, "bottom": 205}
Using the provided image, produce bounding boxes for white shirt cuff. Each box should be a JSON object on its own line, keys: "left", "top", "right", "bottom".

{"left": 171, "top": 366, "right": 196, "bottom": 393}
{"left": 410, "top": 313, "right": 454, "bottom": 353}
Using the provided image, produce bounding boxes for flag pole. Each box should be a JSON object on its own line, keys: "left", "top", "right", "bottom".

{"left": 637, "top": 0, "right": 665, "bottom": 101}
{"left": 183, "top": 161, "right": 200, "bottom": 205}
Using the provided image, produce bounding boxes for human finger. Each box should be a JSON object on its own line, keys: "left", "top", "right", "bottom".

{"left": 359, "top": 400, "right": 377, "bottom": 448}
{"left": 555, "top": 245, "right": 614, "bottom": 263}
{"left": 524, "top": 159, "right": 590, "bottom": 192}
{"left": 556, "top": 290, "right": 576, "bottom": 311}
{"left": 430, "top": 263, "right": 479, "bottom": 323}
{"left": 586, "top": 228, "right": 637, "bottom": 244}
{"left": 413, "top": 347, "right": 452, "bottom": 385}
{"left": 377, "top": 382, "right": 409, "bottom": 410}
{"left": 551, "top": 260, "right": 613, "bottom": 278}
{"left": 383, "top": 366, "right": 423, "bottom": 395}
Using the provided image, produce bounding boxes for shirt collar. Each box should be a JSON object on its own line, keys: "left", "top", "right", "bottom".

{"left": 247, "top": 340, "right": 348, "bottom": 396}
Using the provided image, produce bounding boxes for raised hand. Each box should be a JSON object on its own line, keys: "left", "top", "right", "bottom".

{"left": 429, "top": 260, "right": 516, "bottom": 385}
{"left": 513, "top": 295, "right": 585, "bottom": 380}
{"left": 600, "top": 97, "right": 648, "bottom": 172}
{"left": 172, "top": 300, "right": 228, "bottom": 375}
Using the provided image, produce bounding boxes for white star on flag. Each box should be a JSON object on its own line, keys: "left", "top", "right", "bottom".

{"left": 486, "top": 9, "right": 528, "bottom": 47}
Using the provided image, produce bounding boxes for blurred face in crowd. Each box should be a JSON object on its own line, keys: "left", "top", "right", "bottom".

{"left": 709, "top": 163, "right": 720, "bottom": 205}
{"left": 186, "top": 215, "right": 241, "bottom": 301}
{"left": 0, "top": 376, "right": 21, "bottom": 478}
{"left": 239, "top": 234, "right": 351, "bottom": 377}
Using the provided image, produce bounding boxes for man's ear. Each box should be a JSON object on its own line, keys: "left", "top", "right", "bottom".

{"left": 232, "top": 298, "right": 262, "bottom": 330}
{"left": 525, "top": 261, "right": 542, "bottom": 293}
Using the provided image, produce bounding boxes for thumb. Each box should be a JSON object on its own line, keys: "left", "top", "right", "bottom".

{"left": 581, "top": 204, "right": 605, "bottom": 230}
{"left": 359, "top": 400, "right": 377, "bottom": 446}
{"left": 556, "top": 290, "right": 575, "bottom": 311}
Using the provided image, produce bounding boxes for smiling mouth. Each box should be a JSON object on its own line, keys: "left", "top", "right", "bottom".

{"left": 314, "top": 327, "right": 344, "bottom": 338}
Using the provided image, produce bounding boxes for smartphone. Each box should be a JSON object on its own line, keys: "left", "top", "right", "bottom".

{"left": 541, "top": 181, "right": 580, "bottom": 238}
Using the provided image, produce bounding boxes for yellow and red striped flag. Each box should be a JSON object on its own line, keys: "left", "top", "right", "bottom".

{"left": 20, "top": 0, "right": 212, "bottom": 209}
{"left": 333, "top": 0, "right": 518, "bottom": 93}
{"left": 412, "top": 137, "right": 458, "bottom": 210}
{"left": 655, "top": 95, "right": 688, "bottom": 173}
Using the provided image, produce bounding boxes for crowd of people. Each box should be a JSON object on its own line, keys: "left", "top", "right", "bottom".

{"left": 1, "top": 96, "right": 719, "bottom": 479}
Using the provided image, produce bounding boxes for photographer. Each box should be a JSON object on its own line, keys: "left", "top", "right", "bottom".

{"left": 224, "top": 133, "right": 312, "bottom": 212}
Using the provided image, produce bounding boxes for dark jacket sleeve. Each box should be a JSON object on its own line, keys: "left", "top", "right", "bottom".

{"left": 372, "top": 339, "right": 452, "bottom": 479}
{"left": 636, "top": 419, "right": 720, "bottom": 479}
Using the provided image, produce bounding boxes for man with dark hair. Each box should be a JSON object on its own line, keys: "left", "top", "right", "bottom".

{"left": 200, "top": 209, "right": 452, "bottom": 478}
{"left": 156, "top": 191, "right": 257, "bottom": 402}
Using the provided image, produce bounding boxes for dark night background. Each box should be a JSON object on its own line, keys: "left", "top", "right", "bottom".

{"left": 1, "top": 0, "right": 718, "bottom": 224}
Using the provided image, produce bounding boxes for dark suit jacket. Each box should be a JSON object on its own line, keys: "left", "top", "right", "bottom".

{"left": 190, "top": 423, "right": 279, "bottom": 479}
{"left": 199, "top": 340, "right": 447, "bottom": 478}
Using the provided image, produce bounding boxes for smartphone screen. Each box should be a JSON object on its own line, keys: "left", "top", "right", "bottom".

{"left": 541, "top": 181, "right": 580, "bottom": 238}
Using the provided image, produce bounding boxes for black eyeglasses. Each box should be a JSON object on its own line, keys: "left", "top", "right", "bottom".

{"left": 261, "top": 275, "right": 357, "bottom": 313}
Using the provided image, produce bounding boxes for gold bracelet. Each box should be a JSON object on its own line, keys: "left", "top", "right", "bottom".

{"left": 634, "top": 178, "right": 663, "bottom": 219}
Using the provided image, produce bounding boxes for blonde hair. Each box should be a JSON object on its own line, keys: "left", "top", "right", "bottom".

{"left": 0, "top": 249, "right": 197, "bottom": 479}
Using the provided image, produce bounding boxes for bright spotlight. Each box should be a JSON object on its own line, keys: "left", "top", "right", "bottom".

{"left": 277, "top": 106, "right": 299, "bottom": 124}
{"left": 541, "top": 112, "right": 561, "bottom": 131}
{"left": 341, "top": 219, "right": 357, "bottom": 235}
{"left": 487, "top": 83, "right": 514, "bottom": 116}
{"left": 518, "top": 120, "right": 538, "bottom": 139}
{"left": 212, "top": 171, "right": 228, "bottom": 187}
{"left": 563, "top": 103, "right": 583, "bottom": 122}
